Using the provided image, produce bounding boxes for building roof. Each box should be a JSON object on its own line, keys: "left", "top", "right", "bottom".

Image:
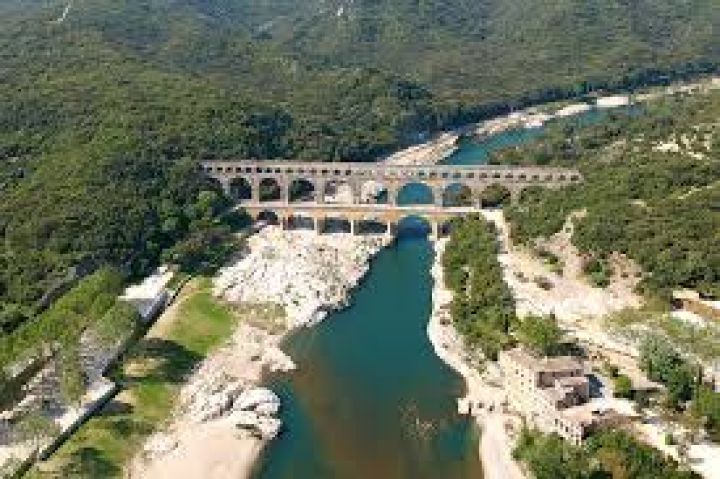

{"left": 561, "top": 403, "right": 634, "bottom": 427}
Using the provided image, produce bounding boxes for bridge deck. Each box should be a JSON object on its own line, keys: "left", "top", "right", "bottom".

{"left": 240, "top": 201, "right": 477, "bottom": 214}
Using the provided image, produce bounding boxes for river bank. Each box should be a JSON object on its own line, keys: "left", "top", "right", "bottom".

{"left": 425, "top": 210, "right": 645, "bottom": 479}
{"left": 384, "top": 75, "right": 720, "bottom": 167}
{"left": 130, "top": 228, "right": 391, "bottom": 479}
{"left": 427, "top": 238, "right": 526, "bottom": 479}
{"left": 473, "top": 75, "right": 720, "bottom": 140}
{"left": 383, "top": 131, "right": 460, "bottom": 166}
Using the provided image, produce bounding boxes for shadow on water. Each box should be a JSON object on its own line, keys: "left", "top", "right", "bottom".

{"left": 254, "top": 235, "right": 482, "bottom": 479}
{"left": 396, "top": 217, "right": 431, "bottom": 239}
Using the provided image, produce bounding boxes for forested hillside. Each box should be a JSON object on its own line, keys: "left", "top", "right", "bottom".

{"left": 1, "top": 0, "right": 718, "bottom": 343}
{"left": 502, "top": 89, "right": 720, "bottom": 299}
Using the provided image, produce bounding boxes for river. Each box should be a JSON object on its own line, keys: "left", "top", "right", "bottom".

{"left": 254, "top": 233, "right": 481, "bottom": 478}
{"left": 253, "top": 104, "right": 636, "bottom": 479}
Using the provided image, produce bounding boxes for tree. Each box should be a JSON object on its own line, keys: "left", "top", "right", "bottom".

{"left": 516, "top": 315, "right": 563, "bottom": 356}
{"left": 639, "top": 335, "right": 696, "bottom": 408}
{"left": 514, "top": 429, "right": 591, "bottom": 479}
{"left": 640, "top": 335, "right": 682, "bottom": 381}
{"left": 693, "top": 385, "right": 720, "bottom": 441}
{"left": 58, "top": 345, "right": 87, "bottom": 405}
{"left": 93, "top": 302, "right": 140, "bottom": 347}
{"left": 613, "top": 374, "right": 633, "bottom": 399}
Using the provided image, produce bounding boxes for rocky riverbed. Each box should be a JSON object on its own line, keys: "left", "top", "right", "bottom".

{"left": 215, "top": 228, "right": 390, "bottom": 328}
{"left": 131, "top": 227, "right": 391, "bottom": 479}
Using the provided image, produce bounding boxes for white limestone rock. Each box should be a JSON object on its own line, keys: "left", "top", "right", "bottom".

{"left": 234, "top": 387, "right": 280, "bottom": 415}
{"left": 143, "top": 433, "right": 178, "bottom": 457}
{"left": 182, "top": 373, "right": 245, "bottom": 423}
{"left": 231, "top": 410, "right": 282, "bottom": 440}
{"left": 213, "top": 228, "right": 388, "bottom": 329}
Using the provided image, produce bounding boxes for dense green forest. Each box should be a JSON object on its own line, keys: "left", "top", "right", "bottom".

{"left": 442, "top": 215, "right": 516, "bottom": 359}
{"left": 502, "top": 90, "right": 720, "bottom": 299}
{"left": 1, "top": 0, "right": 718, "bottom": 351}
{"left": 514, "top": 428, "right": 698, "bottom": 479}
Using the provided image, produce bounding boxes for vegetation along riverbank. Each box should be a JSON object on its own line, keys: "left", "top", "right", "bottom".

{"left": 428, "top": 86, "right": 720, "bottom": 478}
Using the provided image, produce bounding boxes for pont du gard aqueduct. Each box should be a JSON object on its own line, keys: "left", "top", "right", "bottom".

{"left": 201, "top": 160, "right": 583, "bottom": 238}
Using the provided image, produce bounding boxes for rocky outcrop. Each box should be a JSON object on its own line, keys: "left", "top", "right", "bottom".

{"left": 179, "top": 369, "right": 281, "bottom": 440}
{"left": 214, "top": 228, "right": 389, "bottom": 328}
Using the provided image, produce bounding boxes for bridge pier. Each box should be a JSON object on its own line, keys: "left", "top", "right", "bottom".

{"left": 433, "top": 186, "right": 444, "bottom": 207}
{"left": 280, "top": 178, "right": 290, "bottom": 204}
{"left": 219, "top": 177, "right": 232, "bottom": 197}
{"left": 431, "top": 221, "right": 440, "bottom": 241}
{"left": 387, "top": 184, "right": 400, "bottom": 207}
{"left": 316, "top": 179, "right": 326, "bottom": 204}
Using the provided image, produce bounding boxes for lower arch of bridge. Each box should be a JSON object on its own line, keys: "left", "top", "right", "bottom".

{"left": 256, "top": 210, "right": 280, "bottom": 225}
{"left": 395, "top": 215, "right": 431, "bottom": 238}
{"left": 396, "top": 182, "right": 434, "bottom": 206}
{"left": 442, "top": 183, "right": 473, "bottom": 207}
{"left": 321, "top": 216, "right": 352, "bottom": 234}
{"left": 289, "top": 178, "right": 316, "bottom": 203}
{"left": 259, "top": 178, "right": 281, "bottom": 202}
{"left": 229, "top": 177, "right": 252, "bottom": 201}
{"left": 286, "top": 214, "right": 315, "bottom": 231}
{"left": 355, "top": 217, "right": 389, "bottom": 235}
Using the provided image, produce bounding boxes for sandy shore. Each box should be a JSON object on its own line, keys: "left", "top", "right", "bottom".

{"left": 131, "top": 228, "right": 391, "bottom": 479}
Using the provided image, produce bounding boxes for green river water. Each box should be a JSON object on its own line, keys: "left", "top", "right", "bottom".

{"left": 253, "top": 105, "right": 635, "bottom": 479}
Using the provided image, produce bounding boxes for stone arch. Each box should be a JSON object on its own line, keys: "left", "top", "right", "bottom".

{"left": 289, "top": 178, "right": 316, "bottom": 203}
{"left": 396, "top": 182, "right": 434, "bottom": 206}
{"left": 355, "top": 217, "right": 389, "bottom": 235}
{"left": 259, "top": 177, "right": 281, "bottom": 202}
{"left": 229, "top": 177, "right": 252, "bottom": 201}
{"left": 480, "top": 183, "right": 512, "bottom": 208}
{"left": 323, "top": 180, "right": 355, "bottom": 204}
{"left": 256, "top": 210, "right": 280, "bottom": 226}
{"left": 359, "top": 180, "right": 388, "bottom": 204}
{"left": 321, "top": 216, "right": 352, "bottom": 234}
{"left": 396, "top": 215, "right": 431, "bottom": 238}
{"left": 442, "top": 182, "right": 473, "bottom": 207}
{"left": 286, "top": 213, "right": 315, "bottom": 231}
{"left": 206, "top": 176, "right": 226, "bottom": 195}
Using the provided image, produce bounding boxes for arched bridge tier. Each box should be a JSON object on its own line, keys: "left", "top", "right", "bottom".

{"left": 200, "top": 160, "right": 583, "bottom": 208}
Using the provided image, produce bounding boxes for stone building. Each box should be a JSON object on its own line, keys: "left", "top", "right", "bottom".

{"left": 499, "top": 348, "right": 603, "bottom": 444}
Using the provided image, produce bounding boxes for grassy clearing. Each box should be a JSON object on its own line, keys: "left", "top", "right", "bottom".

{"left": 31, "top": 278, "right": 236, "bottom": 478}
